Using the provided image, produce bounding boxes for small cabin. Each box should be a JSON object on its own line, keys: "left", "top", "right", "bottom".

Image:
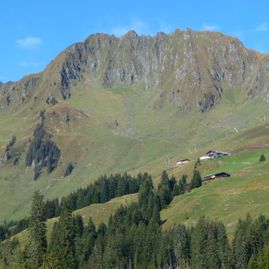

{"left": 199, "top": 155, "right": 213, "bottom": 161}
{"left": 203, "top": 172, "right": 231, "bottom": 181}
{"left": 206, "top": 150, "right": 231, "bottom": 158}
{"left": 176, "top": 159, "right": 190, "bottom": 166}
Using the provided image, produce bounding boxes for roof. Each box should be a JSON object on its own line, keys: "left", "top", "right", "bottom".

{"left": 199, "top": 155, "right": 212, "bottom": 160}
{"left": 206, "top": 150, "right": 231, "bottom": 156}
{"left": 176, "top": 159, "right": 191, "bottom": 165}
{"left": 177, "top": 159, "right": 190, "bottom": 162}
{"left": 203, "top": 172, "right": 231, "bottom": 180}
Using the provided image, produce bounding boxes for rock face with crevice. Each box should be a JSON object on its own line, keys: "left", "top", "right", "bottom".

{"left": 1, "top": 29, "right": 269, "bottom": 112}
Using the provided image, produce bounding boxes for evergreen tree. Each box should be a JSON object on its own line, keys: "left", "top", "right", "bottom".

{"left": 173, "top": 224, "right": 190, "bottom": 267}
{"left": 191, "top": 217, "right": 229, "bottom": 269}
{"left": 190, "top": 170, "right": 202, "bottom": 189}
{"left": 0, "top": 226, "right": 7, "bottom": 242}
{"left": 161, "top": 170, "right": 169, "bottom": 182}
{"left": 0, "top": 238, "right": 20, "bottom": 269}
{"left": 25, "top": 191, "right": 47, "bottom": 268}
{"left": 259, "top": 154, "right": 266, "bottom": 162}
{"left": 158, "top": 185, "right": 172, "bottom": 208}
{"left": 100, "top": 179, "right": 110, "bottom": 202}
{"left": 191, "top": 217, "right": 209, "bottom": 269}
{"left": 49, "top": 209, "right": 77, "bottom": 269}
{"left": 233, "top": 215, "right": 252, "bottom": 269}
{"left": 64, "top": 162, "right": 74, "bottom": 177}
{"left": 248, "top": 245, "right": 269, "bottom": 269}
{"left": 138, "top": 176, "right": 153, "bottom": 208}
{"left": 77, "top": 217, "right": 97, "bottom": 265}
{"left": 44, "top": 251, "right": 61, "bottom": 269}
{"left": 88, "top": 223, "right": 107, "bottom": 269}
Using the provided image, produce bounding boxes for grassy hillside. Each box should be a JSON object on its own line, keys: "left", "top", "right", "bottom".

{"left": 9, "top": 142, "right": 269, "bottom": 245}
{"left": 1, "top": 78, "right": 269, "bottom": 223}
{"left": 161, "top": 148, "right": 269, "bottom": 235}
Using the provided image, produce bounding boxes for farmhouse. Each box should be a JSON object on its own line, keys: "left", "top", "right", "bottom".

{"left": 199, "top": 155, "right": 212, "bottom": 161}
{"left": 199, "top": 150, "right": 231, "bottom": 161}
{"left": 206, "top": 150, "right": 231, "bottom": 158}
{"left": 203, "top": 172, "right": 231, "bottom": 181}
{"left": 176, "top": 159, "right": 190, "bottom": 166}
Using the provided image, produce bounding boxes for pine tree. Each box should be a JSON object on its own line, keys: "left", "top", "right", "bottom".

{"left": 233, "top": 215, "right": 252, "bottom": 269}
{"left": 25, "top": 191, "right": 47, "bottom": 268}
{"left": 138, "top": 176, "right": 153, "bottom": 207}
{"left": 64, "top": 162, "right": 74, "bottom": 177}
{"left": 0, "top": 238, "right": 20, "bottom": 269}
{"left": 161, "top": 170, "right": 169, "bottom": 182}
{"left": 77, "top": 217, "right": 97, "bottom": 265}
{"left": 259, "top": 154, "right": 266, "bottom": 162}
{"left": 44, "top": 250, "right": 61, "bottom": 269}
{"left": 88, "top": 223, "right": 107, "bottom": 269}
{"left": 49, "top": 209, "right": 77, "bottom": 269}
{"left": 190, "top": 170, "right": 202, "bottom": 189}
{"left": 191, "top": 217, "right": 208, "bottom": 269}
{"left": 173, "top": 224, "right": 190, "bottom": 267}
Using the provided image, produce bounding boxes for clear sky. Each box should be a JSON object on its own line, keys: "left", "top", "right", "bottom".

{"left": 1, "top": 0, "right": 269, "bottom": 82}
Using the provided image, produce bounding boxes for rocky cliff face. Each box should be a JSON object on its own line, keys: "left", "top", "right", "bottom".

{"left": 1, "top": 29, "right": 269, "bottom": 112}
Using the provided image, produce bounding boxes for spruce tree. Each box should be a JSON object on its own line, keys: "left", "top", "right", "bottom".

{"left": 25, "top": 191, "right": 47, "bottom": 268}
{"left": 49, "top": 209, "right": 77, "bottom": 269}
{"left": 233, "top": 216, "right": 252, "bottom": 269}
{"left": 77, "top": 217, "right": 97, "bottom": 265}
{"left": 190, "top": 170, "right": 202, "bottom": 189}
{"left": 191, "top": 217, "right": 208, "bottom": 269}
{"left": 173, "top": 224, "right": 190, "bottom": 267}
{"left": 259, "top": 154, "right": 266, "bottom": 162}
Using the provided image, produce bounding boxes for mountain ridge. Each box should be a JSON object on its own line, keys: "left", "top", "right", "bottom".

{"left": 1, "top": 29, "right": 269, "bottom": 113}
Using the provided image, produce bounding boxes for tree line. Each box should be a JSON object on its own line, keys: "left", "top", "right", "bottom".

{"left": 1, "top": 170, "right": 269, "bottom": 268}
{"left": 0, "top": 169, "right": 199, "bottom": 241}
{"left": 0, "top": 172, "right": 149, "bottom": 242}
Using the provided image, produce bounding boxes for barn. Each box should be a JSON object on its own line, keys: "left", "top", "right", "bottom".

{"left": 203, "top": 172, "right": 231, "bottom": 181}
{"left": 206, "top": 150, "right": 231, "bottom": 158}
{"left": 176, "top": 159, "right": 191, "bottom": 166}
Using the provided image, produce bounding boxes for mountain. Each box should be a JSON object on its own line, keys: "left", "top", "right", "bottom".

{"left": 1, "top": 29, "right": 269, "bottom": 222}
{"left": 2, "top": 29, "right": 269, "bottom": 112}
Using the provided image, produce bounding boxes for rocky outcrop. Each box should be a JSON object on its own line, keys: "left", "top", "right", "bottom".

{"left": 1, "top": 29, "right": 269, "bottom": 112}
{"left": 50, "top": 30, "right": 269, "bottom": 111}
{"left": 0, "top": 75, "right": 41, "bottom": 109}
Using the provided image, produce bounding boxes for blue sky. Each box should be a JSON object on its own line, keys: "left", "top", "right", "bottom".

{"left": 1, "top": 0, "right": 269, "bottom": 82}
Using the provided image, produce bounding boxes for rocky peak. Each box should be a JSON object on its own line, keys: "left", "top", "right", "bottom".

{"left": 123, "top": 30, "right": 139, "bottom": 39}
{"left": 1, "top": 30, "right": 269, "bottom": 112}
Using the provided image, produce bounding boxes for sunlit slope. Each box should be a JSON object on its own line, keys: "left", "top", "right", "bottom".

{"left": 1, "top": 80, "right": 269, "bottom": 222}
{"left": 161, "top": 149, "right": 269, "bottom": 235}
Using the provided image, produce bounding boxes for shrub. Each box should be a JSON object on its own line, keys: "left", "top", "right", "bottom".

{"left": 259, "top": 154, "right": 266, "bottom": 162}
{"left": 64, "top": 162, "right": 74, "bottom": 177}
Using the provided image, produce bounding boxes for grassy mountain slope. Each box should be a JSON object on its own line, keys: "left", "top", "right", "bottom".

{"left": 1, "top": 30, "right": 269, "bottom": 223}
{"left": 8, "top": 121, "right": 269, "bottom": 242}
{"left": 1, "top": 84, "right": 269, "bottom": 222}
{"left": 162, "top": 156, "right": 269, "bottom": 230}
{"left": 161, "top": 122, "right": 269, "bottom": 235}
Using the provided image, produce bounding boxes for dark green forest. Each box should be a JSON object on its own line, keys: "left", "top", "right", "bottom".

{"left": 1, "top": 171, "right": 269, "bottom": 268}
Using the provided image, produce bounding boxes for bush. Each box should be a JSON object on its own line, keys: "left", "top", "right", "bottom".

{"left": 64, "top": 162, "right": 74, "bottom": 177}
{"left": 259, "top": 154, "right": 266, "bottom": 162}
